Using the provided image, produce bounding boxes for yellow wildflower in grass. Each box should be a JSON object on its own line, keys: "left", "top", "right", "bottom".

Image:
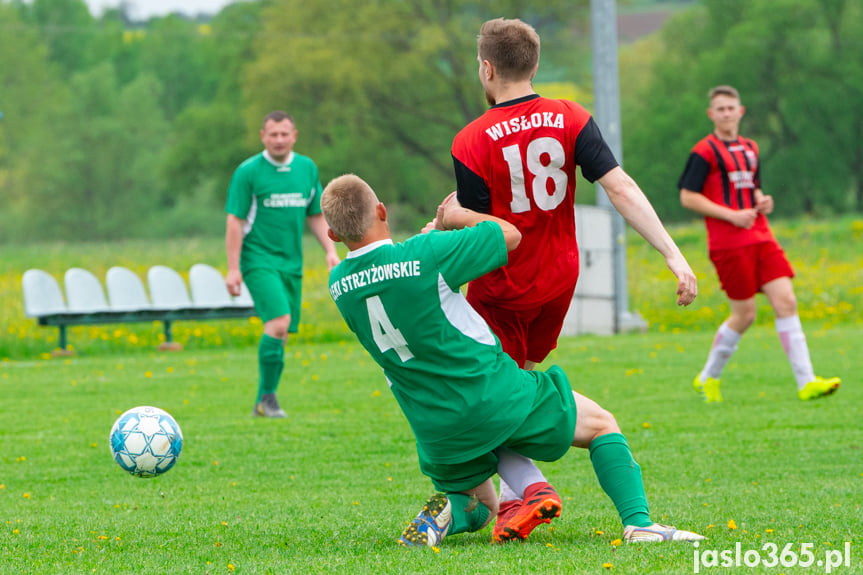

{"left": 728, "top": 519, "right": 737, "bottom": 530}
{"left": 611, "top": 538, "right": 622, "bottom": 547}
{"left": 642, "top": 422, "right": 651, "bottom": 429}
{"left": 22, "top": 493, "right": 30, "bottom": 499}
{"left": 603, "top": 563, "right": 613, "bottom": 569}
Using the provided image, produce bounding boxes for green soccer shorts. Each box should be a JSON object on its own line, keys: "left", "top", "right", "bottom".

{"left": 418, "top": 365, "right": 577, "bottom": 493}
{"left": 242, "top": 267, "right": 302, "bottom": 331}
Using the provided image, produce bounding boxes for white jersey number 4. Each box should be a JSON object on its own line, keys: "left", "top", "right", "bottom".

{"left": 367, "top": 295, "right": 414, "bottom": 362}
{"left": 502, "top": 137, "right": 568, "bottom": 214}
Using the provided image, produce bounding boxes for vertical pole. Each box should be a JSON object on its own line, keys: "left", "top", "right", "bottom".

{"left": 164, "top": 320, "right": 173, "bottom": 343}
{"left": 59, "top": 325, "right": 67, "bottom": 350}
{"left": 590, "top": 0, "right": 646, "bottom": 333}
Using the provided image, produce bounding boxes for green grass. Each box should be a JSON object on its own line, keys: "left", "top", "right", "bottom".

{"left": 1, "top": 216, "right": 861, "bottom": 573}
{"left": 1, "top": 327, "right": 860, "bottom": 573}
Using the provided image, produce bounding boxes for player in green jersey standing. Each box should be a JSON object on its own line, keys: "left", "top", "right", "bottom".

{"left": 225, "top": 111, "right": 340, "bottom": 418}
{"left": 320, "top": 174, "right": 703, "bottom": 547}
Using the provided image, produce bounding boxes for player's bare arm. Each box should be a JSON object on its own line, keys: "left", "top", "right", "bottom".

{"left": 438, "top": 192, "right": 522, "bottom": 252}
{"left": 598, "top": 167, "right": 697, "bottom": 306}
{"left": 307, "top": 213, "right": 341, "bottom": 271}
{"left": 680, "top": 188, "right": 758, "bottom": 229}
{"left": 225, "top": 213, "right": 245, "bottom": 296}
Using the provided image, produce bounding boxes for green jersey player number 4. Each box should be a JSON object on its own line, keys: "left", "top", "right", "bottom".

{"left": 329, "top": 222, "right": 537, "bottom": 464}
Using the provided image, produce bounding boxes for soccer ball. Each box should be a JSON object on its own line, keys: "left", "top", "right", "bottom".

{"left": 109, "top": 406, "right": 183, "bottom": 477}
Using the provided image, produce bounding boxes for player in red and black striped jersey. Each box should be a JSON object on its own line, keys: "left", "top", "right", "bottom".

{"left": 679, "top": 85, "right": 840, "bottom": 403}
{"left": 431, "top": 17, "right": 699, "bottom": 545}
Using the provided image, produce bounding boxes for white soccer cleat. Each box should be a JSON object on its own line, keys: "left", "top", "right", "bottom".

{"left": 624, "top": 523, "right": 704, "bottom": 542}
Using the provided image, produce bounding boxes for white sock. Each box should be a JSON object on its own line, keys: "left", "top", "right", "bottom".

{"left": 775, "top": 315, "right": 815, "bottom": 389}
{"left": 701, "top": 322, "right": 742, "bottom": 380}
{"left": 499, "top": 480, "right": 519, "bottom": 503}
{"left": 496, "top": 447, "right": 546, "bottom": 501}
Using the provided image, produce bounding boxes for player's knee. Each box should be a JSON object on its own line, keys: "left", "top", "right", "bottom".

{"left": 485, "top": 498, "right": 499, "bottom": 522}
{"left": 595, "top": 407, "right": 621, "bottom": 436}
{"left": 774, "top": 293, "right": 798, "bottom": 317}
{"left": 264, "top": 315, "right": 291, "bottom": 338}
{"left": 731, "top": 307, "right": 756, "bottom": 330}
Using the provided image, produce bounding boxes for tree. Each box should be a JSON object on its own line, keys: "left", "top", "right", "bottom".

{"left": 137, "top": 15, "right": 219, "bottom": 119}
{"left": 0, "top": 3, "right": 69, "bottom": 242}
{"left": 17, "top": 0, "right": 97, "bottom": 76}
{"left": 22, "top": 64, "right": 170, "bottom": 240}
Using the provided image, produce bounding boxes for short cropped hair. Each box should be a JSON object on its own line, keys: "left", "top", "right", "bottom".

{"left": 320, "top": 174, "right": 379, "bottom": 242}
{"left": 708, "top": 85, "right": 740, "bottom": 101}
{"left": 478, "top": 18, "right": 540, "bottom": 81}
{"left": 263, "top": 110, "right": 294, "bottom": 128}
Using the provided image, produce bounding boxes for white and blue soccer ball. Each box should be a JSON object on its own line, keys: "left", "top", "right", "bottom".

{"left": 109, "top": 406, "right": 183, "bottom": 477}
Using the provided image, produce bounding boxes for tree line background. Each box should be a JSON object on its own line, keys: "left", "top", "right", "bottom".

{"left": 0, "top": 0, "right": 860, "bottom": 244}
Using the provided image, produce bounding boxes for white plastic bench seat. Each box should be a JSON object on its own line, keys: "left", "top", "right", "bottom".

{"left": 106, "top": 266, "right": 152, "bottom": 312}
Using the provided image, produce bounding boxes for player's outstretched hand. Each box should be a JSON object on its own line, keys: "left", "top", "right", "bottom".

{"left": 225, "top": 269, "right": 243, "bottom": 296}
{"left": 667, "top": 254, "right": 697, "bottom": 306}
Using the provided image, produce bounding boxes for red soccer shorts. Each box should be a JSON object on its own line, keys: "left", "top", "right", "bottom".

{"left": 467, "top": 284, "right": 577, "bottom": 368}
{"left": 709, "top": 240, "right": 794, "bottom": 300}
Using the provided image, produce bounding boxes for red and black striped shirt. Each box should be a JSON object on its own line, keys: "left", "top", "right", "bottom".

{"left": 679, "top": 134, "right": 775, "bottom": 250}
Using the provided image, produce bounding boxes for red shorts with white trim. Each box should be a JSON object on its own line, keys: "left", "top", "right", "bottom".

{"left": 709, "top": 240, "right": 794, "bottom": 300}
{"left": 467, "top": 283, "right": 576, "bottom": 368}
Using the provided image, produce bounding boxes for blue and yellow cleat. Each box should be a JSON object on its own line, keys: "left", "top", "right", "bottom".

{"left": 694, "top": 375, "right": 723, "bottom": 403}
{"left": 798, "top": 376, "right": 840, "bottom": 401}
{"left": 398, "top": 493, "right": 452, "bottom": 547}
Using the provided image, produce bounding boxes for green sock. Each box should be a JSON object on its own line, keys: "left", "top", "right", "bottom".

{"left": 257, "top": 334, "right": 284, "bottom": 402}
{"left": 589, "top": 432, "right": 652, "bottom": 528}
{"left": 445, "top": 493, "right": 490, "bottom": 535}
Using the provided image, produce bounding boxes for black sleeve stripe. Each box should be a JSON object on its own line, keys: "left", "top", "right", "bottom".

{"left": 677, "top": 153, "right": 710, "bottom": 193}
{"left": 453, "top": 154, "right": 490, "bottom": 213}
{"left": 575, "top": 117, "right": 619, "bottom": 183}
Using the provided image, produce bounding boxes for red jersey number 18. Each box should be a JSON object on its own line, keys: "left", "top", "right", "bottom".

{"left": 501, "top": 137, "right": 568, "bottom": 214}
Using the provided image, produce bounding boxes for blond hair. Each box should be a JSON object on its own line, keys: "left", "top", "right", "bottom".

{"left": 478, "top": 18, "right": 540, "bottom": 81}
{"left": 320, "top": 174, "right": 379, "bottom": 242}
{"left": 708, "top": 85, "right": 740, "bottom": 102}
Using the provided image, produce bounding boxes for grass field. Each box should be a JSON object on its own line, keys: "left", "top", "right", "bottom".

{"left": 0, "top": 217, "right": 861, "bottom": 573}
